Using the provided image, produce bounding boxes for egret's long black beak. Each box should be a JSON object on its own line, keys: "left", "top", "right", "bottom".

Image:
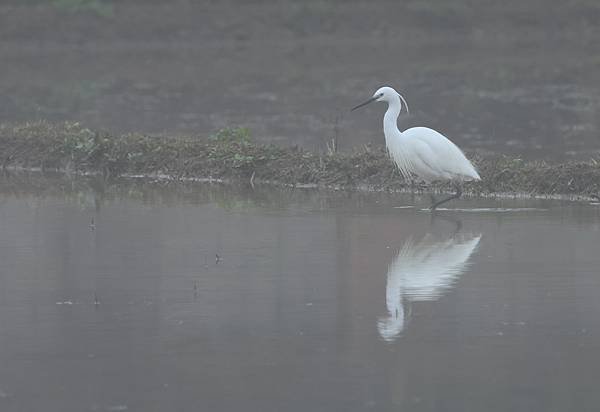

{"left": 351, "top": 96, "right": 378, "bottom": 111}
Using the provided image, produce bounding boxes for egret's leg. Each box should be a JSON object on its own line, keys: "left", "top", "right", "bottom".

{"left": 430, "top": 185, "right": 462, "bottom": 210}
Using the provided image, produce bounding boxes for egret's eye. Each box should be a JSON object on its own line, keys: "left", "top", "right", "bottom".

{"left": 379, "top": 93, "right": 384, "bottom": 97}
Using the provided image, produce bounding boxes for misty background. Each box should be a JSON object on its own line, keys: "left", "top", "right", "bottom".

{"left": 2, "top": 0, "right": 600, "bottom": 158}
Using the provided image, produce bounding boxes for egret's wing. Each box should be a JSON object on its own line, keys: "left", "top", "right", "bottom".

{"left": 406, "top": 127, "right": 480, "bottom": 181}
{"left": 410, "top": 138, "right": 448, "bottom": 180}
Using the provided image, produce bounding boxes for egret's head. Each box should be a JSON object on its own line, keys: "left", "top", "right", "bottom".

{"left": 351, "top": 86, "right": 409, "bottom": 114}
{"left": 373, "top": 86, "right": 398, "bottom": 103}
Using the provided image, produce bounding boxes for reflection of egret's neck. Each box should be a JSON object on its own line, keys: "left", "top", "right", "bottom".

{"left": 378, "top": 313, "right": 405, "bottom": 342}
{"left": 378, "top": 271, "right": 406, "bottom": 341}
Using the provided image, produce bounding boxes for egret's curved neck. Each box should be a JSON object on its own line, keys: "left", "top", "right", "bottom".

{"left": 383, "top": 98, "right": 402, "bottom": 142}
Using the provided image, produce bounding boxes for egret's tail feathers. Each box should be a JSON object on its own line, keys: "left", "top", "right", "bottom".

{"left": 462, "top": 163, "right": 481, "bottom": 181}
{"left": 463, "top": 173, "right": 481, "bottom": 182}
{"left": 453, "top": 167, "right": 480, "bottom": 182}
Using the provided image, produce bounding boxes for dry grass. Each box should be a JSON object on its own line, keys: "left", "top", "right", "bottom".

{"left": 1, "top": 121, "right": 599, "bottom": 198}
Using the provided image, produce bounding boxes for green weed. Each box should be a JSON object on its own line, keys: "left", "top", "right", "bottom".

{"left": 209, "top": 127, "right": 251, "bottom": 144}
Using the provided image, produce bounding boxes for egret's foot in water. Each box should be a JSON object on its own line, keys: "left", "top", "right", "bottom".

{"left": 430, "top": 186, "right": 462, "bottom": 210}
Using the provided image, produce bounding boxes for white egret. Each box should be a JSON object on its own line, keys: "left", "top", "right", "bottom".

{"left": 352, "top": 86, "right": 480, "bottom": 209}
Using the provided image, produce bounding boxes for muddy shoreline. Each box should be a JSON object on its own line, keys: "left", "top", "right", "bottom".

{"left": 1, "top": 121, "right": 599, "bottom": 200}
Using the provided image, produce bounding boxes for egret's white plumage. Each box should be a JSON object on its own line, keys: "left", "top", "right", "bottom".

{"left": 387, "top": 127, "right": 480, "bottom": 182}
{"left": 352, "top": 86, "right": 480, "bottom": 208}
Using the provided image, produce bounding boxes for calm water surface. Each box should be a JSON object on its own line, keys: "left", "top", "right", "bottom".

{"left": 0, "top": 177, "right": 599, "bottom": 411}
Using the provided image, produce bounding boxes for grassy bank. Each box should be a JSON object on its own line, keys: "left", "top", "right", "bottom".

{"left": 1, "top": 121, "right": 599, "bottom": 199}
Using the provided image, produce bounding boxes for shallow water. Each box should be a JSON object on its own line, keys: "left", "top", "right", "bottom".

{"left": 0, "top": 177, "right": 599, "bottom": 411}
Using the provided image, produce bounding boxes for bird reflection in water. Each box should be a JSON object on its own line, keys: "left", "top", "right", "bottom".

{"left": 378, "top": 229, "right": 482, "bottom": 342}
